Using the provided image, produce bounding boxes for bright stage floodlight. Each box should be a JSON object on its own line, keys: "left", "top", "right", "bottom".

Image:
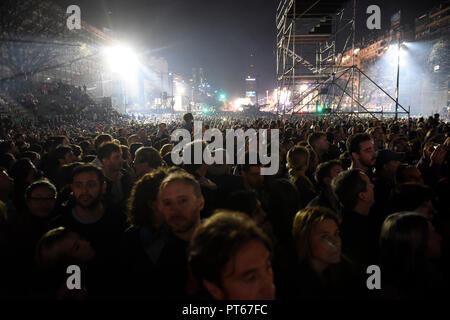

{"left": 103, "top": 45, "right": 138, "bottom": 78}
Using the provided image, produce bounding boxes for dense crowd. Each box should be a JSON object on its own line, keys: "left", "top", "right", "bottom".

{"left": 0, "top": 108, "right": 449, "bottom": 300}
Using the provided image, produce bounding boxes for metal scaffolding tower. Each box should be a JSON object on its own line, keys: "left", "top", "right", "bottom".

{"left": 276, "top": 0, "right": 410, "bottom": 119}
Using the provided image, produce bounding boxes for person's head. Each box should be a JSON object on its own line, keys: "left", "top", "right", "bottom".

{"left": 25, "top": 180, "right": 57, "bottom": 218}
{"left": 308, "top": 132, "right": 329, "bottom": 155}
{"left": 160, "top": 143, "right": 173, "bottom": 158}
{"left": 70, "top": 165, "right": 106, "bottom": 209}
{"left": 375, "top": 149, "right": 404, "bottom": 177}
{"left": 332, "top": 169, "right": 374, "bottom": 212}
{"left": 70, "top": 145, "right": 83, "bottom": 161}
{"left": 97, "top": 142, "right": 122, "bottom": 172}
{"left": 0, "top": 153, "right": 16, "bottom": 172}
{"left": 0, "top": 167, "right": 14, "bottom": 196}
{"left": 53, "top": 136, "right": 70, "bottom": 147}
{"left": 293, "top": 207, "right": 341, "bottom": 271}
{"left": 0, "top": 140, "right": 18, "bottom": 155}
{"left": 183, "top": 113, "right": 194, "bottom": 123}
{"left": 118, "top": 128, "right": 128, "bottom": 138}
{"left": 188, "top": 210, "right": 275, "bottom": 300}
{"left": 133, "top": 146, "right": 163, "bottom": 178}
{"left": 390, "top": 136, "right": 411, "bottom": 153}
{"left": 35, "top": 227, "right": 95, "bottom": 270}
{"left": 225, "top": 190, "right": 267, "bottom": 227}
{"left": 396, "top": 165, "right": 424, "bottom": 185}
{"left": 158, "top": 170, "right": 204, "bottom": 240}
{"left": 120, "top": 145, "right": 131, "bottom": 166}
{"left": 286, "top": 145, "right": 310, "bottom": 175}
{"left": 138, "top": 128, "right": 147, "bottom": 140}
{"left": 14, "top": 133, "right": 25, "bottom": 144}
{"left": 314, "top": 160, "right": 343, "bottom": 190}
{"left": 370, "top": 126, "right": 385, "bottom": 149}
{"left": 20, "top": 151, "right": 41, "bottom": 168}
{"left": 240, "top": 152, "right": 263, "bottom": 191}
{"left": 10, "top": 158, "right": 38, "bottom": 186}
{"left": 79, "top": 140, "right": 94, "bottom": 156}
{"left": 129, "top": 142, "right": 144, "bottom": 160}
{"left": 380, "top": 212, "right": 441, "bottom": 285}
{"left": 346, "top": 133, "right": 376, "bottom": 170}
{"left": 390, "top": 184, "right": 436, "bottom": 220}
{"left": 93, "top": 133, "right": 113, "bottom": 151}
{"left": 158, "top": 123, "right": 167, "bottom": 131}
{"left": 126, "top": 134, "right": 139, "bottom": 145}
{"left": 54, "top": 145, "right": 76, "bottom": 166}
{"left": 127, "top": 168, "right": 168, "bottom": 228}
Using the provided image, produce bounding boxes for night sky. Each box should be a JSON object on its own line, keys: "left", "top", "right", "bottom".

{"left": 55, "top": 0, "right": 444, "bottom": 99}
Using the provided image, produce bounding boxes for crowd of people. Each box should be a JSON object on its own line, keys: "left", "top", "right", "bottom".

{"left": 0, "top": 106, "right": 449, "bottom": 300}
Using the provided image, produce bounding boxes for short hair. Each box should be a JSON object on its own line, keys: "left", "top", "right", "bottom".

{"left": 94, "top": 134, "right": 113, "bottom": 150}
{"left": 71, "top": 164, "right": 105, "bottom": 184}
{"left": 134, "top": 147, "right": 163, "bottom": 169}
{"left": 129, "top": 142, "right": 144, "bottom": 158}
{"left": 70, "top": 145, "right": 82, "bottom": 157}
{"left": 54, "top": 145, "right": 73, "bottom": 161}
{"left": 35, "top": 227, "right": 71, "bottom": 270}
{"left": 19, "top": 151, "right": 39, "bottom": 162}
{"left": 160, "top": 144, "right": 173, "bottom": 157}
{"left": 0, "top": 153, "right": 16, "bottom": 172}
{"left": 120, "top": 145, "right": 130, "bottom": 161}
{"left": 159, "top": 170, "right": 201, "bottom": 197}
{"left": 188, "top": 210, "right": 272, "bottom": 286}
{"left": 332, "top": 169, "right": 368, "bottom": 210}
{"left": 346, "top": 133, "right": 372, "bottom": 155}
{"left": 97, "top": 142, "right": 121, "bottom": 161}
{"left": 127, "top": 168, "right": 168, "bottom": 227}
{"left": 286, "top": 146, "right": 310, "bottom": 172}
{"left": 183, "top": 113, "right": 194, "bottom": 122}
{"left": 292, "top": 206, "right": 340, "bottom": 262}
{"left": 307, "top": 132, "right": 326, "bottom": 147}
{"left": 25, "top": 180, "right": 57, "bottom": 200}
{"left": 10, "top": 158, "right": 34, "bottom": 183}
{"left": 118, "top": 137, "right": 128, "bottom": 146}
{"left": 314, "top": 160, "right": 342, "bottom": 188}
{"left": 224, "top": 190, "right": 259, "bottom": 217}
{"left": 127, "top": 134, "right": 139, "bottom": 142}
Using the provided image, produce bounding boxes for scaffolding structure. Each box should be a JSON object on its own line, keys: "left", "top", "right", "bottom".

{"left": 276, "top": 0, "right": 410, "bottom": 119}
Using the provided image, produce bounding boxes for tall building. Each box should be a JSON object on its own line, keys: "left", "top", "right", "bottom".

{"left": 244, "top": 53, "right": 258, "bottom": 104}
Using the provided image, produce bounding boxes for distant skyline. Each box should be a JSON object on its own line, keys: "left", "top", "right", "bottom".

{"left": 56, "top": 0, "right": 444, "bottom": 99}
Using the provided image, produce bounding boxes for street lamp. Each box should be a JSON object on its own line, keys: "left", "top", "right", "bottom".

{"left": 393, "top": 42, "right": 408, "bottom": 120}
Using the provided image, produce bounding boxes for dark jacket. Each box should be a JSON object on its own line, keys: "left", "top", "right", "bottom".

{"left": 117, "top": 224, "right": 170, "bottom": 299}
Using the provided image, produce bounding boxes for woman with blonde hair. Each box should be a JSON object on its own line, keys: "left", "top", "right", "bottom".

{"left": 287, "top": 146, "right": 316, "bottom": 208}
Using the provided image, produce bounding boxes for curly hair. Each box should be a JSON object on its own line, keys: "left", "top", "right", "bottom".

{"left": 126, "top": 167, "right": 169, "bottom": 227}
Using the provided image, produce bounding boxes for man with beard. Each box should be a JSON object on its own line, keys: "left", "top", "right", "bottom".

{"left": 346, "top": 133, "right": 377, "bottom": 180}
{"left": 157, "top": 170, "right": 204, "bottom": 298}
{"left": 49, "top": 165, "right": 126, "bottom": 298}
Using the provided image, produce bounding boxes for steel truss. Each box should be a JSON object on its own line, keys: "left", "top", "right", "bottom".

{"left": 276, "top": 0, "right": 410, "bottom": 119}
